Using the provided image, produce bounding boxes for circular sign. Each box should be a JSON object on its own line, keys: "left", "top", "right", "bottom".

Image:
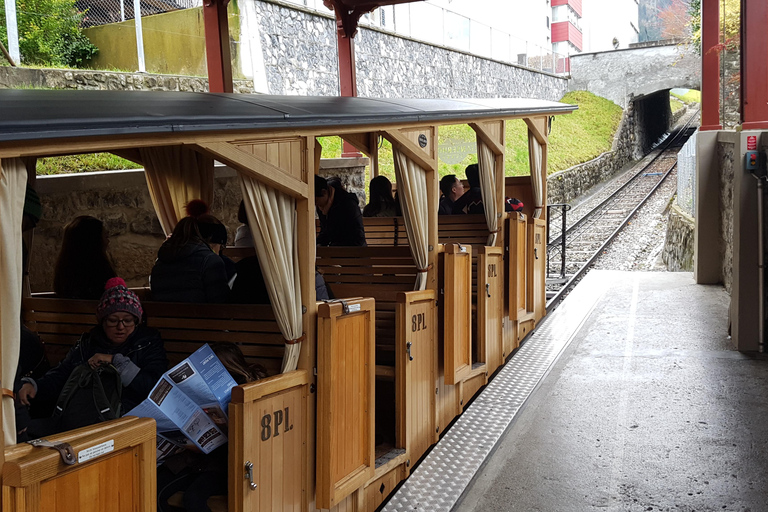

{"left": 418, "top": 134, "right": 428, "bottom": 148}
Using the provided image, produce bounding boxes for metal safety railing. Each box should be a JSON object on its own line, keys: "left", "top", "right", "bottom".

{"left": 546, "top": 203, "right": 571, "bottom": 281}
{"left": 676, "top": 129, "right": 698, "bottom": 217}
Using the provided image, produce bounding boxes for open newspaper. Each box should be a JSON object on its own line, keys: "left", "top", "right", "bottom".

{"left": 126, "top": 344, "right": 238, "bottom": 461}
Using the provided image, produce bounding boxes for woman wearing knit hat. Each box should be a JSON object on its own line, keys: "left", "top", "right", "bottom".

{"left": 18, "top": 278, "right": 167, "bottom": 434}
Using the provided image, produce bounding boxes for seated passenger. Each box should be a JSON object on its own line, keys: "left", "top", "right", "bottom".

{"left": 315, "top": 175, "right": 367, "bottom": 246}
{"left": 54, "top": 215, "right": 117, "bottom": 300}
{"left": 157, "top": 343, "right": 265, "bottom": 512}
{"left": 234, "top": 200, "right": 254, "bottom": 248}
{"left": 452, "top": 164, "right": 484, "bottom": 215}
{"left": 150, "top": 201, "right": 231, "bottom": 303}
{"left": 438, "top": 174, "right": 465, "bottom": 215}
{"left": 18, "top": 278, "right": 167, "bottom": 435}
{"left": 363, "top": 176, "right": 398, "bottom": 218}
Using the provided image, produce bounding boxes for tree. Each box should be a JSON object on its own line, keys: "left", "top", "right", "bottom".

{"left": 0, "top": 0, "right": 98, "bottom": 66}
{"left": 689, "top": 0, "right": 739, "bottom": 54}
{"left": 659, "top": 0, "right": 692, "bottom": 39}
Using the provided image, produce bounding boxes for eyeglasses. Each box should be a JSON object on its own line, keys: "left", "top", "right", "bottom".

{"left": 104, "top": 317, "right": 136, "bottom": 327}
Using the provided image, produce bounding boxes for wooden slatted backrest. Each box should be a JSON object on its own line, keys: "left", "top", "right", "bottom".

{"left": 22, "top": 298, "right": 284, "bottom": 375}
{"left": 316, "top": 246, "right": 416, "bottom": 365}
{"left": 315, "top": 218, "right": 408, "bottom": 247}
{"left": 438, "top": 214, "right": 490, "bottom": 247}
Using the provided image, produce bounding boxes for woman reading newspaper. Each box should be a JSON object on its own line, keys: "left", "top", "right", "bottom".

{"left": 157, "top": 342, "right": 266, "bottom": 512}
{"left": 17, "top": 278, "right": 167, "bottom": 437}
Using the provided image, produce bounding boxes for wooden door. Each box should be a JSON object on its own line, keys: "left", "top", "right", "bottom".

{"left": 478, "top": 247, "right": 504, "bottom": 374}
{"left": 443, "top": 244, "right": 472, "bottom": 385}
{"left": 528, "top": 219, "right": 547, "bottom": 323}
{"left": 229, "top": 371, "right": 309, "bottom": 512}
{"left": 316, "top": 299, "right": 376, "bottom": 509}
{"left": 508, "top": 213, "right": 528, "bottom": 321}
{"left": 3, "top": 417, "right": 155, "bottom": 512}
{"left": 396, "top": 290, "right": 438, "bottom": 467}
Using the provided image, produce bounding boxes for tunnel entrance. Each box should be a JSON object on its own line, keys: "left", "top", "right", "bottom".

{"left": 632, "top": 90, "right": 672, "bottom": 155}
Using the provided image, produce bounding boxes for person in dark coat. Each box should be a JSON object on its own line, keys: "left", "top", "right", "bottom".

{"left": 452, "top": 164, "right": 485, "bottom": 215}
{"left": 315, "top": 175, "right": 367, "bottom": 247}
{"left": 18, "top": 278, "right": 168, "bottom": 427}
{"left": 150, "top": 201, "right": 231, "bottom": 303}
{"left": 363, "top": 176, "right": 398, "bottom": 218}
{"left": 438, "top": 174, "right": 465, "bottom": 215}
{"left": 53, "top": 215, "right": 117, "bottom": 300}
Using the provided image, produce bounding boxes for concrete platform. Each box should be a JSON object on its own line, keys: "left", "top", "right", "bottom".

{"left": 456, "top": 270, "right": 768, "bottom": 512}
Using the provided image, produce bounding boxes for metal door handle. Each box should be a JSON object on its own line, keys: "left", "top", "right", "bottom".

{"left": 534, "top": 248, "right": 539, "bottom": 260}
{"left": 245, "top": 461, "right": 258, "bottom": 490}
{"left": 486, "top": 283, "right": 491, "bottom": 298}
{"left": 406, "top": 342, "right": 414, "bottom": 361}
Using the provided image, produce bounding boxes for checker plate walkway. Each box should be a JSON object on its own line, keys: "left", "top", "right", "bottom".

{"left": 382, "top": 273, "right": 612, "bottom": 512}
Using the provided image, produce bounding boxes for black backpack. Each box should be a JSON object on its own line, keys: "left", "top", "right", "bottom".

{"left": 53, "top": 363, "right": 123, "bottom": 432}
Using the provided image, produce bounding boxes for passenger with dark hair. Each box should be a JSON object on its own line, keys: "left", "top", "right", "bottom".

{"left": 19, "top": 278, "right": 167, "bottom": 436}
{"left": 315, "top": 175, "right": 366, "bottom": 247}
{"left": 363, "top": 176, "right": 397, "bottom": 218}
{"left": 234, "top": 200, "right": 253, "bottom": 248}
{"left": 452, "top": 164, "right": 485, "bottom": 215}
{"left": 150, "top": 200, "right": 231, "bottom": 303}
{"left": 438, "top": 174, "right": 465, "bottom": 215}
{"left": 53, "top": 215, "right": 117, "bottom": 300}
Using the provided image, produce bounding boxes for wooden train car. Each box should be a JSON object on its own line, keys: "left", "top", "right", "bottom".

{"left": 0, "top": 90, "right": 575, "bottom": 511}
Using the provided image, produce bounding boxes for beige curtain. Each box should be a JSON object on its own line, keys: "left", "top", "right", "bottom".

{"left": 239, "top": 175, "right": 304, "bottom": 373}
{"left": 0, "top": 158, "right": 27, "bottom": 446}
{"left": 477, "top": 137, "right": 499, "bottom": 246}
{"left": 528, "top": 132, "right": 545, "bottom": 219}
{"left": 393, "top": 148, "right": 430, "bottom": 291}
{"left": 140, "top": 146, "right": 215, "bottom": 235}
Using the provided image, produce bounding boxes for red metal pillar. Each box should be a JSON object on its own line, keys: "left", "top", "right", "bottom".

{"left": 337, "top": 31, "right": 358, "bottom": 98}
{"left": 203, "top": 0, "right": 233, "bottom": 94}
{"left": 741, "top": 0, "right": 768, "bottom": 130}
{"left": 337, "top": 30, "right": 361, "bottom": 157}
{"left": 700, "top": 0, "right": 722, "bottom": 131}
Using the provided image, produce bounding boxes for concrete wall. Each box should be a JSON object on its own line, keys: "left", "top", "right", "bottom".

{"left": 717, "top": 140, "right": 735, "bottom": 294}
{"left": 28, "top": 159, "right": 367, "bottom": 293}
{"left": 569, "top": 44, "right": 701, "bottom": 108}
{"left": 83, "top": 6, "right": 245, "bottom": 79}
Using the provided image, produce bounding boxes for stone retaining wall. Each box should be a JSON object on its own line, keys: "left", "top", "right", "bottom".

{"left": 718, "top": 141, "right": 735, "bottom": 294}
{"left": 0, "top": 66, "right": 256, "bottom": 93}
{"left": 1, "top": 0, "right": 567, "bottom": 100}
{"left": 546, "top": 102, "right": 637, "bottom": 206}
{"left": 662, "top": 204, "right": 695, "bottom": 271}
{"left": 28, "top": 158, "right": 367, "bottom": 293}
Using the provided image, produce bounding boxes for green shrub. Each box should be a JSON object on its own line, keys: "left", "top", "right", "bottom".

{"left": 0, "top": 0, "right": 98, "bottom": 67}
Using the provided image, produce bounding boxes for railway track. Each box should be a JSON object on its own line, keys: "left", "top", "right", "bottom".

{"left": 545, "top": 111, "right": 700, "bottom": 309}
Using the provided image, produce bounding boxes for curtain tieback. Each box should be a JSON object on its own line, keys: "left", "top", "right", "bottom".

{"left": 285, "top": 334, "right": 306, "bottom": 345}
{"left": 488, "top": 228, "right": 501, "bottom": 234}
{"left": 416, "top": 264, "right": 433, "bottom": 273}
{"left": 1, "top": 388, "right": 14, "bottom": 399}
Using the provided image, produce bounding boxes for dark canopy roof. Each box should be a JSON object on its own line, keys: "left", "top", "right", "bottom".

{"left": 0, "top": 90, "right": 576, "bottom": 143}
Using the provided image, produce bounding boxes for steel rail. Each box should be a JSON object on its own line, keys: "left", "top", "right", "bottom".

{"left": 546, "top": 152, "right": 680, "bottom": 311}
{"left": 547, "top": 110, "right": 700, "bottom": 249}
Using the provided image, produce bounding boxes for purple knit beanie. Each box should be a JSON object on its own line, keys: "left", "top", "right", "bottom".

{"left": 96, "top": 277, "right": 143, "bottom": 322}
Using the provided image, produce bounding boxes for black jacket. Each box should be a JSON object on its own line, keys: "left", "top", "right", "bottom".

{"left": 317, "top": 190, "right": 367, "bottom": 247}
{"left": 33, "top": 325, "right": 168, "bottom": 412}
{"left": 151, "top": 241, "right": 230, "bottom": 303}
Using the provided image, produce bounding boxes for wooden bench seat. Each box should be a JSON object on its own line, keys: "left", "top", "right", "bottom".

{"left": 22, "top": 297, "right": 284, "bottom": 375}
